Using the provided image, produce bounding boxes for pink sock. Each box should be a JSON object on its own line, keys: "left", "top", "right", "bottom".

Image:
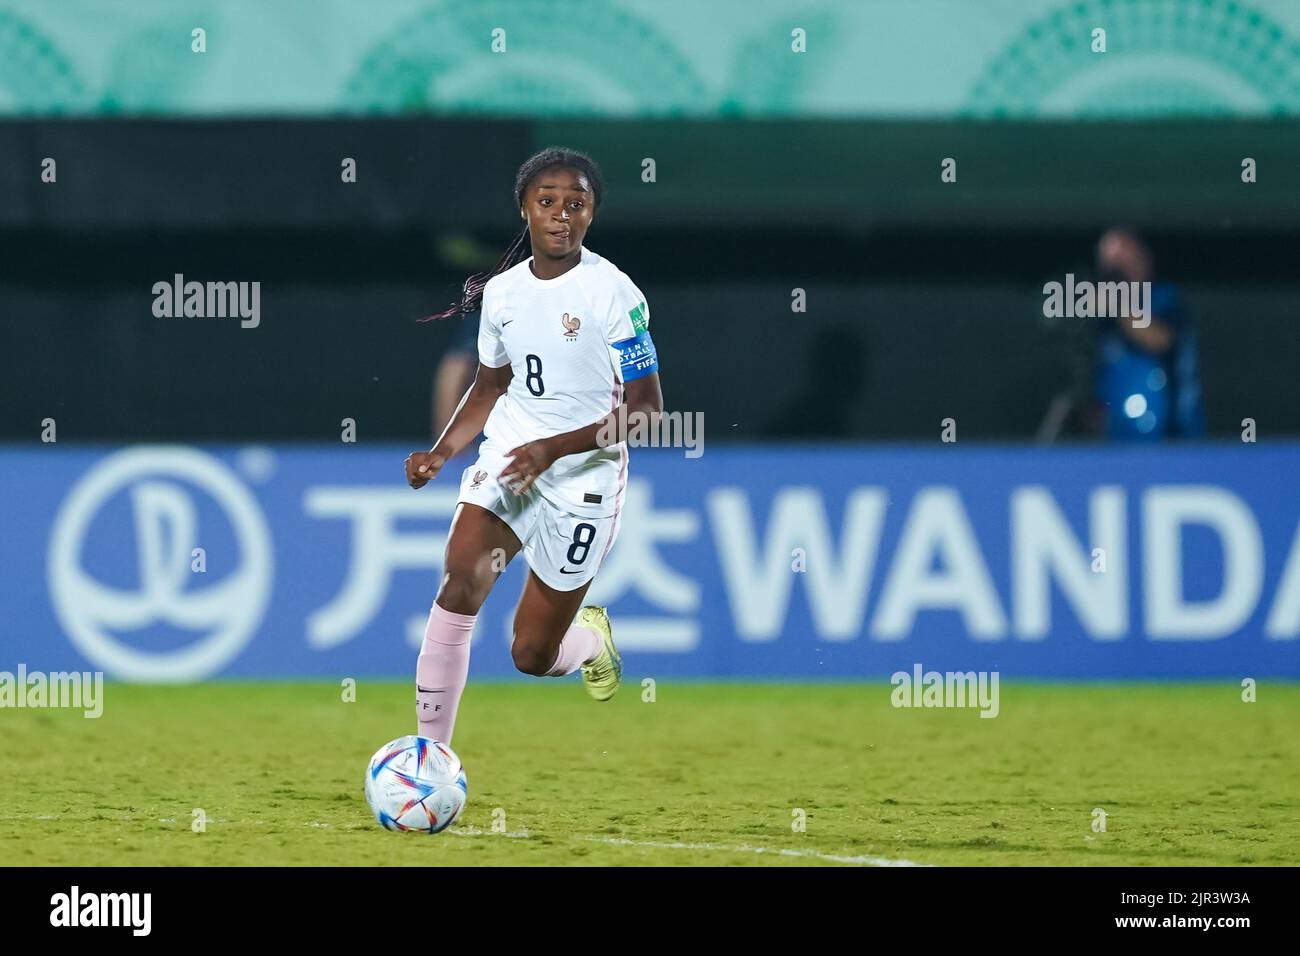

{"left": 416, "top": 602, "right": 475, "bottom": 744}
{"left": 543, "top": 622, "right": 603, "bottom": 677}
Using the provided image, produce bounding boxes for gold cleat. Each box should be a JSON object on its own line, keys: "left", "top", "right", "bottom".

{"left": 577, "top": 605, "right": 622, "bottom": 701}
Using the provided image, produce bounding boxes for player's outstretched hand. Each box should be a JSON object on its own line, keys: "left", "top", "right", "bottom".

{"left": 405, "top": 450, "right": 446, "bottom": 489}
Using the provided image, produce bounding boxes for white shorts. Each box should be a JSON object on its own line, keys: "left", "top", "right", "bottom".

{"left": 455, "top": 453, "right": 621, "bottom": 592}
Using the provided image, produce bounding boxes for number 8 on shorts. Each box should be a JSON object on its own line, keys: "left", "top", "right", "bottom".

{"left": 526, "top": 503, "right": 618, "bottom": 592}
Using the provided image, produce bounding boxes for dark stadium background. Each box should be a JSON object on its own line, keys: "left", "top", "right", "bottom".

{"left": 3, "top": 118, "right": 1298, "bottom": 441}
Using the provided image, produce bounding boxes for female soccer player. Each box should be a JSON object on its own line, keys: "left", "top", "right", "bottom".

{"left": 405, "top": 147, "right": 662, "bottom": 746}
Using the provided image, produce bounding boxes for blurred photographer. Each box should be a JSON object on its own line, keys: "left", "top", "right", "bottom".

{"left": 1091, "top": 228, "right": 1204, "bottom": 440}
{"left": 1039, "top": 228, "right": 1206, "bottom": 442}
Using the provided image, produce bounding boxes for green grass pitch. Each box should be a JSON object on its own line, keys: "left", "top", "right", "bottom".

{"left": 2, "top": 681, "right": 1298, "bottom": 866}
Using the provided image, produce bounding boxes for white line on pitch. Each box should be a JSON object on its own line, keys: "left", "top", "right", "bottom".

{"left": 580, "top": 836, "right": 929, "bottom": 867}
{"left": 446, "top": 825, "right": 531, "bottom": 838}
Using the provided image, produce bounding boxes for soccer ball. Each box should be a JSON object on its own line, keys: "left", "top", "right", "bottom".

{"left": 364, "top": 735, "right": 467, "bottom": 833}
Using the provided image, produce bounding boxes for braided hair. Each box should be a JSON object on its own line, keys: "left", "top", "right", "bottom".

{"left": 423, "top": 147, "right": 604, "bottom": 321}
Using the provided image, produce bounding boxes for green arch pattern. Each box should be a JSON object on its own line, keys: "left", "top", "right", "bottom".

{"left": 342, "top": 0, "right": 707, "bottom": 116}
{"left": 0, "top": 10, "right": 87, "bottom": 114}
{"left": 963, "top": 0, "right": 1300, "bottom": 118}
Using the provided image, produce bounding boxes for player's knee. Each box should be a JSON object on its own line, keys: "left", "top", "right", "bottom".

{"left": 510, "top": 639, "right": 553, "bottom": 677}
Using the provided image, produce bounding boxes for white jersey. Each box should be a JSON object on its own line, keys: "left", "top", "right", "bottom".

{"left": 476, "top": 246, "right": 656, "bottom": 517}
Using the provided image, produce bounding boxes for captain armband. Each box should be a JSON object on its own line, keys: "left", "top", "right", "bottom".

{"left": 613, "top": 330, "right": 658, "bottom": 381}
